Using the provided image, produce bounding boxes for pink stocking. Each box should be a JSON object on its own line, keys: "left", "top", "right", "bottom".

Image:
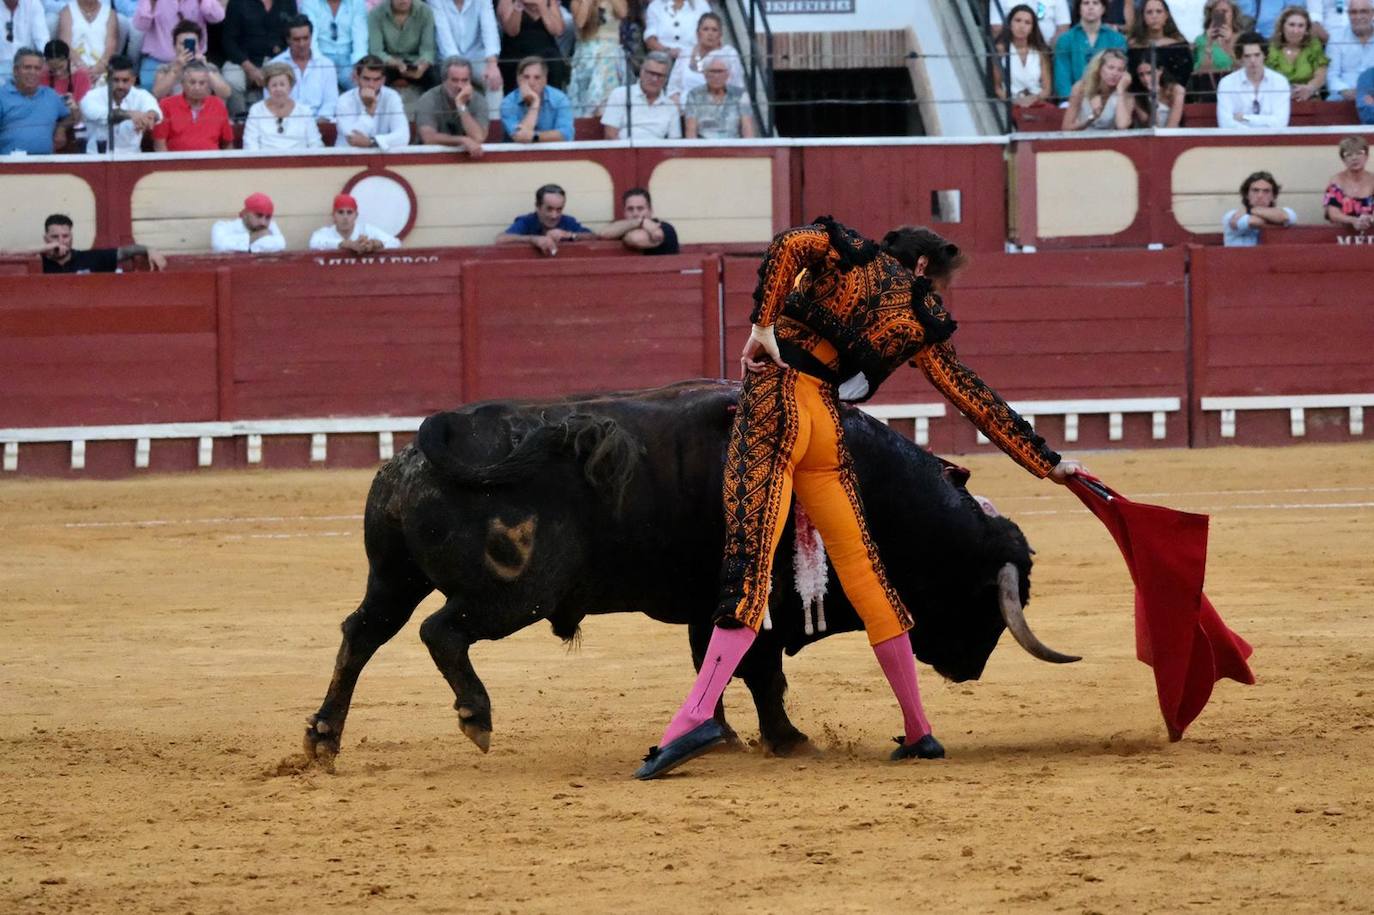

{"left": 872, "top": 633, "right": 932, "bottom": 743}
{"left": 660, "top": 625, "right": 757, "bottom": 746}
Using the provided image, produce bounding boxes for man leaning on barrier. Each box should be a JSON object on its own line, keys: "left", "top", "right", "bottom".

{"left": 37, "top": 213, "right": 167, "bottom": 272}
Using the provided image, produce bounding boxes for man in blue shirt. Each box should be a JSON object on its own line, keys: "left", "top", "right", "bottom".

{"left": 499, "top": 55, "right": 572, "bottom": 143}
{"left": 1053, "top": 0, "right": 1128, "bottom": 99}
{"left": 0, "top": 47, "right": 73, "bottom": 154}
{"left": 1244, "top": 0, "right": 1289, "bottom": 38}
{"left": 495, "top": 183, "right": 594, "bottom": 256}
{"left": 1358, "top": 66, "right": 1374, "bottom": 123}
{"left": 301, "top": 0, "right": 369, "bottom": 90}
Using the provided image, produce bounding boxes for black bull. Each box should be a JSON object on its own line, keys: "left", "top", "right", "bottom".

{"left": 303, "top": 380, "right": 1078, "bottom": 765}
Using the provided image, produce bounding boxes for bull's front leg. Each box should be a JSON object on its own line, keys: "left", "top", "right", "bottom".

{"left": 418, "top": 598, "right": 501, "bottom": 753}
{"left": 739, "top": 631, "right": 816, "bottom": 757}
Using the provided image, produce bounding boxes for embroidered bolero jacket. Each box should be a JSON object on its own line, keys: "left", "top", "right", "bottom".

{"left": 751, "top": 218, "right": 1060, "bottom": 478}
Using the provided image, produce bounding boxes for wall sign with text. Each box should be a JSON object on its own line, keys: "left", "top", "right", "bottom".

{"left": 763, "top": 0, "right": 856, "bottom": 13}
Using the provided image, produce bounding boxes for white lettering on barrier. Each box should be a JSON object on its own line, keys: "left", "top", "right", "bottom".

{"left": 1335, "top": 235, "right": 1373, "bottom": 245}
{"left": 312, "top": 255, "right": 441, "bottom": 267}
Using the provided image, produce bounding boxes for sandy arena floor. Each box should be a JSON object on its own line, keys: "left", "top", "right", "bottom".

{"left": 2, "top": 442, "right": 1372, "bottom": 913}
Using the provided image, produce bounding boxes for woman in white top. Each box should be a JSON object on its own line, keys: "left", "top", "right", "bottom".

{"left": 243, "top": 61, "right": 324, "bottom": 151}
{"left": 666, "top": 11, "right": 743, "bottom": 103}
{"left": 57, "top": 0, "right": 116, "bottom": 79}
{"left": 991, "top": 3, "right": 1051, "bottom": 107}
{"left": 1062, "top": 47, "right": 1135, "bottom": 130}
{"left": 642, "top": 0, "right": 710, "bottom": 60}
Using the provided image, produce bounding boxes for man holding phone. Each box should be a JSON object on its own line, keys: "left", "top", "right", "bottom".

{"left": 367, "top": 0, "right": 437, "bottom": 95}
{"left": 149, "top": 19, "right": 232, "bottom": 99}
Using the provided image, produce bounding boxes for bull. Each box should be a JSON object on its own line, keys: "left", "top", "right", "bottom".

{"left": 303, "top": 380, "right": 1077, "bottom": 766}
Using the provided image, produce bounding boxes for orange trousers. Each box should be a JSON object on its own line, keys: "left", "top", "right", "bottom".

{"left": 717, "top": 366, "right": 913, "bottom": 645}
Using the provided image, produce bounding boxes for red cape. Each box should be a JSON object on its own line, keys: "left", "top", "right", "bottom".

{"left": 1066, "top": 474, "right": 1255, "bottom": 740}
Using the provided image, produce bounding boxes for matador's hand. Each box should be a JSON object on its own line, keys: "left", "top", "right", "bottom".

{"left": 741, "top": 323, "right": 787, "bottom": 376}
{"left": 1049, "top": 459, "right": 1085, "bottom": 485}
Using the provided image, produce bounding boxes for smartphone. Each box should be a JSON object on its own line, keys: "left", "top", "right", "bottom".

{"left": 181, "top": 35, "right": 197, "bottom": 54}
{"left": 1209, "top": 6, "right": 1226, "bottom": 28}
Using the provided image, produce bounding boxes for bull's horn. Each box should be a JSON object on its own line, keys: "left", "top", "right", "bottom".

{"left": 998, "top": 563, "right": 1081, "bottom": 664}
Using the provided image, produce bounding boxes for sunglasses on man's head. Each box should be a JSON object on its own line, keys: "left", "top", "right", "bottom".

{"left": 1252, "top": 99, "right": 1261, "bottom": 115}
{"left": 330, "top": 21, "right": 338, "bottom": 40}
{"left": 276, "top": 116, "right": 285, "bottom": 133}
{"left": 6, "top": 20, "right": 14, "bottom": 43}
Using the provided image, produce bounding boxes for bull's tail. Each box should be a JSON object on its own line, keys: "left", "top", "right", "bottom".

{"left": 416, "top": 410, "right": 643, "bottom": 514}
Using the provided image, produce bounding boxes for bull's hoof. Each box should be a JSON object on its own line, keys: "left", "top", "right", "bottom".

{"left": 303, "top": 715, "right": 340, "bottom": 771}
{"left": 762, "top": 732, "right": 819, "bottom": 758}
{"left": 457, "top": 706, "right": 491, "bottom": 753}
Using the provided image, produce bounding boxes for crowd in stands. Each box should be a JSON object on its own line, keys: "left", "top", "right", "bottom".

{"left": 990, "top": 0, "right": 1374, "bottom": 128}
{"left": 0, "top": 0, "right": 758, "bottom": 154}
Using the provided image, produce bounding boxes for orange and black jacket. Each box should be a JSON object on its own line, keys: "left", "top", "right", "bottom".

{"left": 752, "top": 218, "right": 1060, "bottom": 478}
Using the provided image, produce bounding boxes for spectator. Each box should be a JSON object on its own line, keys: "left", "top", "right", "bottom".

{"left": 111, "top": 0, "right": 143, "bottom": 72}
{"left": 1357, "top": 63, "right": 1374, "bottom": 122}
{"left": 40, "top": 38, "right": 90, "bottom": 101}
{"left": 989, "top": 0, "right": 1070, "bottom": 47}
{"left": 80, "top": 53, "right": 159, "bottom": 151}
{"left": 368, "top": 0, "right": 437, "bottom": 94}
{"left": 268, "top": 15, "right": 339, "bottom": 120}
{"left": 131, "top": 0, "right": 224, "bottom": 95}
{"left": 243, "top": 60, "right": 324, "bottom": 148}
{"left": 1070, "top": 0, "right": 1134, "bottom": 30}
{"left": 1054, "top": 0, "right": 1129, "bottom": 98}
{"left": 211, "top": 192, "right": 287, "bottom": 253}
{"left": 496, "top": 0, "right": 565, "bottom": 90}
{"left": 1222, "top": 170, "right": 1295, "bottom": 243}
{"left": 1327, "top": 0, "right": 1374, "bottom": 100}
{"left": 597, "top": 186, "right": 679, "bottom": 254}
{"left": 566, "top": 0, "right": 626, "bottom": 116}
{"left": 499, "top": 54, "right": 571, "bottom": 140}
{"left": 1305, "top": 0, "right": 1346, "bottom": 41}
{"left": 1245, "top": 0, "right": 1288, "bottom": 35}
{"left": 1132, "top": 55, "right": 1186, "bottom": 124}
{"left": 149, "top": 19, "right": 232, "bottom": 99}
{"left": 495, "top": 182, "right": 593, "bottom": 255}
{"left": 151, "top": 60, "right": 232, "bottom": 148}
{"left": 334, "top": 53, "right": 409, "bottom": 146}
{"left": 642, "top": 0, "right": 707, "bottom": 60}
{"left": 309, "top": 191, "right": 401, "bottom": 251}
{"left": 0, "top": 47, "right": 74, "bottom": 152}
{"left": 1193, "top": 0, "right": 1243, "bottom": 93}
{"left": 1062, "top": 47, "right": 1136, "bottom": 128}
{"left": 601, "top": 48, "right": 678, "bottom": 138}
{"left": 1, "top": 0, "right": 49, "bottom": 86}
{"left": 56, "top": 0, "right": 116, "bottom": 81}
{"left": 415, "top": 54, "right": 485, "bottom": 153}
{"left": 1129, "top": 0, "right": 1196, "bottom": 88}
{"left": 1323, "top": 135, "right": 1374, "bottom": 230}
{"left": 302, "top": 0, "right": 368, "bottom": 90}
{"left": 992, "top": 3, "right": 1053, "bottom": 108}
{"left": 222, "top": 0, "right": 299, "bottom": 117}
{"left": 1216, "top": 31, "right": 1291, "bottom": 125}
{"left": 1166, "top": 0, "right": 1211, "bottom": 42}
{"left": 683, "top": 53, "right": 753, "bottom": 137}
{"left": 666, "top": 12, "right": 742, "bottom": 105}
{"left": 1267, "top": 6, "right": 1327, "bottom": 102}
{"left": 38, "top": 211, "right": 166, "bottom": 270}
{"left": 427, "top": 0, "right": 501, "bottom": 95}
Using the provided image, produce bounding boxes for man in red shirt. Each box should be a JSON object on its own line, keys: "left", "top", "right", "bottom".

{"left": 152, "top": 62, "right": 233, "bottom": 151}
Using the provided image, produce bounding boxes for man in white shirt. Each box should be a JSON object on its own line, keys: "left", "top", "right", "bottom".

{"left": 426, "top": 0, "right": 501, "bottom": 92}
{"left": 1, "top": 0, "right": 49, "bottom": 84}
{"left": 989, "top": 0, "right": 1070, "bottom": 46}
{"left": 1216, "top": 32, "right": 1291, "bottom": 128}
{"left": 1308, "top": 0, "right": 1351, "bottom": 42}
{"left": 268, "top": 16, "right": 340, "bottom": 122}
{"left": 601, "top": 50, "right": 681, "bottom": 140}
{"left": 334, "top": 54, "right": 410, "bottom": 148}
{"left": 80, "top": 55, "right": 160, "bottom": 153}
{"left": 210, "top": 193, "right": 288, "bottom": 254}
{"left": 1327, "top": 0, "right": 1374, "bottom": 99}
{"left": 309, "top": 192, "right": 401, "bottom": 252}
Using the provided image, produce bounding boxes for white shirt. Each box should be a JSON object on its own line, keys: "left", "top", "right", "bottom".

{"left": 1222, "top": 206, "right": 1297, "bottom": 246}
{"left": 600, "top": 83, "right": 682, "bottom": 138}
{"left": 989, "top": 0, "right": 1069, "bottom": 45}
{"left": 1308, "top": 0, "right": 1352, "bottom": 34}
{"left": 1167, "top": 0, "right": 1209, "bottom": 43}
{"left": 80, "top": 84, "right": 161, "bottom": 152}
{"left": 334, "top": 85, "right": 410, "bottom": 149}
{"left": 426, "top": 0, "right": 499, "bottom": 67}
{"left": 65, "top": 0, "right": 111, "bottom": 70}
{"left": 1326, "top": 24, "right": 1374, "bottom": 94}
{"left": 666, "top": 45, "right": 744, "bottom": 101}
{"left": 267, "top": 49, "right": 340, "bottom": 120}
{"left": 643, "top": 0, "right": 712, "bottom": 55}
{"left": 242, "top": 100, "right": 324, "bottom": 150}
{"left": 1005, "top": 46, "right": 1044, "bottom": 97}
{"left": 210, "top": 218, "right": 287, "bottom": 253}
{"left": 1, "top": 0, "right": 50, "bottom": 76}
{"left": 309, "top": 222, "right": 401, "bottom": 250}
{"left": 1216, "top": 67, "right": 1291, "bottom": 128}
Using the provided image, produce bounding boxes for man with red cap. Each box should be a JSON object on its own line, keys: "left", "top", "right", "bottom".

{"left": 308, "top": 192, "right": 401, "bottom": 253}
{"left": 210, "top": 192, "right": 287, "bottom": 253}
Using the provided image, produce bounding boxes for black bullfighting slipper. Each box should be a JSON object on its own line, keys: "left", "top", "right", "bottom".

{"left": 633, "top": 720, "right": 727, "bottom": 780}
{"left": 890, "top": 733, "right": 946, "bottom": 761}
